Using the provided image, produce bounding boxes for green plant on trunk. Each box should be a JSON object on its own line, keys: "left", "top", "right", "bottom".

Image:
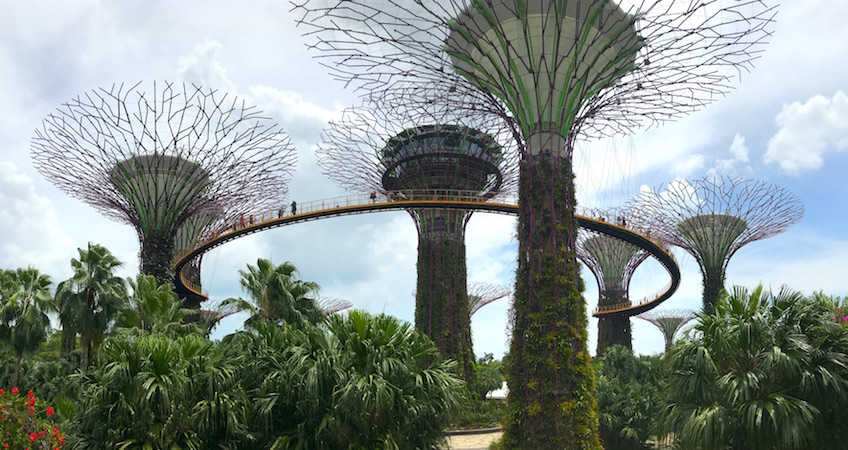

{"left": 115, "top": 273, "right": 200, "bottom": 337}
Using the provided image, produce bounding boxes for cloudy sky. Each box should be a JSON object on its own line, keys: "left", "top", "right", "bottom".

{"left": 1, "top": 1, "right": 846, "bottom": 358}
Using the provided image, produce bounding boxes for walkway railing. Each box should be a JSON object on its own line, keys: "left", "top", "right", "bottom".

{"left": 172, "top": 189, "right": 680, "bottom": 317}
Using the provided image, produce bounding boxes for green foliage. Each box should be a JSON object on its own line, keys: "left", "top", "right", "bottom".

{"left": 660, "top": 285, "right": 848, "bottom": 449}
{"left": 594, "top": 345, "right": 665, "bottom": 450}
{"left": 415, "top": 238, "right": 475, "bottom": 386}
{"left": 226, "top": 258, "right": 325, "bottom": 328}
{"left": 68, "top": 332, "right": 248, "bottom": 449}
{"left": 0, "top": 387, "right": 66, "bottom": 449}
{"left": 503, "top": 156, "right": 601, "bottom": 449}
{"left": 56, "top": 243, "right": 128, "bottom": 370}
{"left": 115, "top": 274, "right": 201, "bottom": 337}
{"left": 474, "top": 353, "right": 504, "bottom": 400}
{"left": 0, "top": 267, "right": 54, "bottom": 387}
{"left": 227, "top": 311, "right": 465, "bottom": 449}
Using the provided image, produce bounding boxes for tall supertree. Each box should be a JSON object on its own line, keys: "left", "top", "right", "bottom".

{"left": 636, "top": 308, "right": 696, "bottom": 352}
{"left": 31, "top": 81, "right": 297, "bottom": 291}
{"left": 318, "top": 95, "right": 518, "bottom": 385}
{"left": 295, "top": 1, "right": 776, "bottom": 446}
{"left": 468, "top": 281, "right": 511, "bottom": 317}
{"left": 578, "top": 207, "right": 656, "bottom": 356}
{"left": 631, "top": 177, "right": 803, "bottom": 313}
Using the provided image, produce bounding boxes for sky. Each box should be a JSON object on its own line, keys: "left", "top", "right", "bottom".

{"left": 1, "top": 0, "right": 847, "bottom": 358}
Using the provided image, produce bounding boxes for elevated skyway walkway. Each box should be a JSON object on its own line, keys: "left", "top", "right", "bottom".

{"left": 172, "top": 190, "right": 679, "bottom": 317}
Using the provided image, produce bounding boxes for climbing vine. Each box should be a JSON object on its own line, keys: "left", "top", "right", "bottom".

{"left": 416, "top": 236, "right": 475, "bottom": 386}
{"left": 502, "top": 149, "right": 601, "bottom": 450}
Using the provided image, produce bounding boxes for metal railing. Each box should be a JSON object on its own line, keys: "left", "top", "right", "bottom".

{"left": 172, "top": 189, "right": 680, "bottom": 315}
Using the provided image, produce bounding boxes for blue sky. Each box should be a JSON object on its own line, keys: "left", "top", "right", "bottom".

{"left": 0, "top": 1, "right": 846, "bottom": 358}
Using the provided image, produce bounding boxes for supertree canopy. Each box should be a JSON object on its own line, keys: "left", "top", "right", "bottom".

{"left": 31, "top": 81, "right": 297, "bottom": 288}
{"left": 468, "top": 281, "right": 511, "bottom": 317}
{"left": 636, "top": 308, "right": 696, "bottom": 352}
{"left": 315, "top": 296, "right": 354, "bottom": 314}
{"left": 631, "top": 177, "right": 803, "bottom": 313}
{"left": 577, "top": 207, "right": 653, "bottom": 355}
{"left": 318, "top": 95, "right": 518, "bottom": 386}
{"left": 295, "top": 1, "right": 776, "bottom": 446}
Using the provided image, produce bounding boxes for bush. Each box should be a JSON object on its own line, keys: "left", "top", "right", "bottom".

{"left": 0, "top": 387, "right": 66, "bottom": 449}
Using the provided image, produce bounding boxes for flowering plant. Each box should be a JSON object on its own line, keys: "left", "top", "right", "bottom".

{"left": 0, "top": 387, "right": 64, "bottom": 449}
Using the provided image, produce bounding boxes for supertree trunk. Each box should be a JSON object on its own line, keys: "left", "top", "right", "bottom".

{"left": 596, "top": 288, "right": 632, "bottom": 355}
{"left": 140, "top": 230, "right": 176, "bottom": 288}
{"left": 702, "top": 269, "right": 726, "bottom": 314}
{"left": 506, "top": 133, "right": 600, "bottom": 449}
{"left": 416, "top": 235, "right": 474, "bottom": 386}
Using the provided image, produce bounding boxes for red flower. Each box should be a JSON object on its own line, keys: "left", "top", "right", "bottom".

{"left": 11, "top": 387, "right": 18, "bottom": 395}
{"left": 46, "top": 407, "right": 54, "bottom": 417}
{"left": 37, "top": 432, "right": 43, "bottom": 438}
{"left": 29, "top": 408, "right": 34, "bottom": 415}
{"left": 0, "top": 388, "right": 4, "bottom": 394}
{"left": 27, "top": 390, "right": 33, "bottom": 397}
{"left": 29, "top": 432, "right": 36, "bottom": 441}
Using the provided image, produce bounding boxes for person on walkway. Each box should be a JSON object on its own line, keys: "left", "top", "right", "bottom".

{"left": 370, "top": 191, "right": 377, "bottom": 203}
{"left": 278, "top": 206, "right": 285, "bottom": 218}
{"left": 290, "top": 200, "right": 297, "bottom": 215}
{"left": 239, "top": 215, "right": 245, "bottom": 229}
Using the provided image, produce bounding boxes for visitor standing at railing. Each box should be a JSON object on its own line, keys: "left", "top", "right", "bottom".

{"left": 291, "top": 200, "right": 297, "bottom": 215}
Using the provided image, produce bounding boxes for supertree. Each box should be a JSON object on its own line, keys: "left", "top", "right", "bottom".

{"left": 630, "top": 177, "right": 803, "bottom": 313}
{"left": 318, "top": 94, "right": 518, "bottom": 385}
{"left": 578, "top": 207, "right": 658, "bottom": 355}
{"left": 468, "top": 281, "right": 511, "bottom": 317}
{"left": 31, "top": 81, "right": 297, "bottom": 292}
{"left": 316, "top": 296, "right": 354, "bottom": 314}
{"left": 294, "top": 1, "right": 776, "bottom": 446}
{"left": 636, "top": 308, "right": 696, "bottom": 352}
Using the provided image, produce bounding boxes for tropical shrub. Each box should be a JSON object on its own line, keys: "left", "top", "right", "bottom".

{"left": 228, "top": 311, "right": 465, "bottom": 449}
{"left": 67, "top": 333, "right": 248, "bottom": 449}
{"left": 594, "top": 345, "right": 665, "bottom": 450}
{"left": 0, "top": 387, "right": 66, "bottom": 449}
{"left": 660, "top": 285, "right": 848, "bottom": 449}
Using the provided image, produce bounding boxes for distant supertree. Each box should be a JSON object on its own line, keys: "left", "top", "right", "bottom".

{"left": 631, "top": 177, "right": 803, "bottom": 313}
{"left": 578, "top": 207, "right": 656, "bottom": 355}
{"left": 637, "top": 309, "right": 696, "bottom": 352}
{"left": 295, "top": 0, "right": 777, "bottom": 445}
{"left": 316, "top": 296, "right": 354, "bottom": 314}
{"left": 31, "top": 81, "right": 297, "bottom": 290}
{"left": 468, "top": 281, "right": 511, "bottom": 317}
{"left": 318, "top": 95, "right": 518, "bottom": 385}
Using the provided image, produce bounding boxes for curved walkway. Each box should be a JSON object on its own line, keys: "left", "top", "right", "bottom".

{"left": 172, "top": 191, "right": 679, "bottom": 317}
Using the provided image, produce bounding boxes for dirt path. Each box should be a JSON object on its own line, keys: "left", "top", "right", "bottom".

{"left": 447, "top": 431, "right": 501, "bottom": 449}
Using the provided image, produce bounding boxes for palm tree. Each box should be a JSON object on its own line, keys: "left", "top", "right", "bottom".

{"left": 58, "top": 243, "right": 128, "bottom": 370}
{"left": 0, "top": 267, "right": 54, "bottom": 386}
{"left": 660, "top": 285, "right": 848, "bottom": 449}
{"left": 226, "top": 259, "right": 324, "bottom": 328}
{"left": 115, "top": 274, "right": 200, "bottom": 337}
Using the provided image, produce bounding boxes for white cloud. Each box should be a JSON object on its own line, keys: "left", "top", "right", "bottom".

{"left": 764, "top": 91, "right": 848, "bottom": 174}
{"left": 178, "top": 40, "right": 237, "bottom": 92}
{"left": 708, "top": 133, "right": 751, "bottom": 177}
{"left": 0, "top": 161, "right": 78, "bottom": 277}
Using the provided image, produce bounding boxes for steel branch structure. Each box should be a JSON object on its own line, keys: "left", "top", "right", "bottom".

{"left": 468, "top": 281, "right": 512, "bottom": 317}
{"left": 31, "top": 81, "right": 297, "bottom": 295}
{"left": 630, "top": 177, "right": 803, "bottom": 313}
{"left": 578, "top": 206, "right": 658, "bottom": 355}
{"left": 636, "top": 308, "right": 696, "bottom": 352}
{"left": 316, "top": 296, "right": 354, "bottom": 314}
{"left": 295, "top": 1, "right": 777, "bottom": 446}
{"left": 317, "top": 95, "right": 518, "bottom": 385}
